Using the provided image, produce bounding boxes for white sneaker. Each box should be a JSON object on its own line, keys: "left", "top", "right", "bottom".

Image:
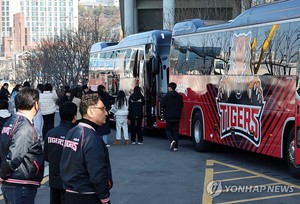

{"left": 132, "top": 142, "right": 136, "bottom": 145}
{"left": 106, "top": 144, "right": 110, "bottom": 147}
{"left": 170, "top": 140, "right": 176, "bottom": 151}
{"left": 173, "top": 148, "right": 178, "bottom": 151}
{"left": 138, "top": 142, "right": 143, "bottom": 145}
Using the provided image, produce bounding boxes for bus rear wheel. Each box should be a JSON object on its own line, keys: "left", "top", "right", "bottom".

{"left": 192, "top": 112, "right": 212, "bottom": 152}
{"left": 287, "top": 128, "right": 300, "bottom": 178}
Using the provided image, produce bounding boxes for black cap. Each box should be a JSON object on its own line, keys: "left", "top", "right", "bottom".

{"left": 168, "top": 82, "right": 177, "bottom": 91}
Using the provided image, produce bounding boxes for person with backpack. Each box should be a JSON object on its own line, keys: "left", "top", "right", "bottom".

{"left": 128, "top": 86, "right": 145, "bottom": 144}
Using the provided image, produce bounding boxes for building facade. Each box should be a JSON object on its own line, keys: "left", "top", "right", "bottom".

{"left": 1, "top": 0, "right": 78, "bottom": 58}
{"left": 79, "top": 0, "right": 119, "bottom": 7}
{"left": 119, "top": 0, "right": 243, "bottom": 37}
{"left": 119, "top": 0, "right": 278, "bottom": 37}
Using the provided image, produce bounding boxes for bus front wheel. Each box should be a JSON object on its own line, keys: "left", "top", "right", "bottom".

{"left": 287, "top": 128, "right": 300, "bottom": 178}
{"left": 192, "top": 112, "right": 212, "bottom": 152}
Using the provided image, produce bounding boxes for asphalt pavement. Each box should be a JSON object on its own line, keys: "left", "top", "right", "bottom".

{"left": 0, "top": 111, "right": 205, "bottom": 204}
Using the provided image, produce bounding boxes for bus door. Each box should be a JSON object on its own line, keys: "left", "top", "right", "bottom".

{"left": 295, "top": 79, "right": 300, "bottom": 166}
{"left": 295, "top": 40, "right": 300, "bottom": 167}
{"left": 144, "top": 47, "right": 155, "bottom": 128}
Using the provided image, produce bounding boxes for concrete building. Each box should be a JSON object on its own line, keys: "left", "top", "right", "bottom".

{"left": 119, "top": 0, "right": 243, "bottom": 36}
{"left": 13, "top": 13, "right": 28, "bottom": 54}
{"left": 79, "top": 0, "right": 119, "bottom": 7}
{"left": 19, "top": 0, "right": 78, "bottom": 45}
{"left": 1, "top": 0, "right": 79, "bottom": 58}
{"left": 119, "top": 0, "right": 280, "bottom": 37}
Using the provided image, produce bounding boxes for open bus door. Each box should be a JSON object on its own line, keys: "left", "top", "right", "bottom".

{"left": 291, "top": 71, "right": 300, "bottom": 178}
{"left": 294, "top": 89, "right": 300, "bottom": 176}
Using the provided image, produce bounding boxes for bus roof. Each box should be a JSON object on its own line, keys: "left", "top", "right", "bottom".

{"left": 90, "top": 42, "right": 118, "bottom": 53}
{"left": 229, "top": 0, "right": 300, "bottom": 27}
{"left": 118, "top": 30, "right": 171, "bottom": 47}
{"left": 91, "top": 30, "right": 172, "bottom": 53}
{"left": 172, "top": 0, "right": 300, "bottom": 36}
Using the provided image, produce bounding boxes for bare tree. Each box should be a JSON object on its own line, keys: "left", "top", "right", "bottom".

{"left": 19, "top": 5, "right": 121, "bottom": 90}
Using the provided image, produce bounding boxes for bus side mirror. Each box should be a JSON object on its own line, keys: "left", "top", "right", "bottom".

{"left": 152, "top": 55, "right": 160, "bottom": 75}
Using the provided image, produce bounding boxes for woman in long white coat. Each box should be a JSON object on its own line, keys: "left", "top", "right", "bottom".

{"left": 39, "top": 83, "right": 58, "bottom": 138}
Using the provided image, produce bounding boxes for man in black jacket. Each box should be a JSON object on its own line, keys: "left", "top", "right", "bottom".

{"left": 60, "top": 93, "right": 113, "bottom": 204}
{"left": 97, "top": 85, "right": 113, "bottom": 147}
{"left": 161, "top": 82, "right": 183, "bottom": 151}
{"left": 0, "top": 83, "right": 10, "bottom": 101}
{"left": 44, "top": 102, "right": 77, "bottom": 204}
{"left": 0, "top": 88, "right": 44, "bottom": 204}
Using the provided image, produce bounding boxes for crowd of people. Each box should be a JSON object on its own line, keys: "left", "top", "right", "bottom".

{"left": 0, "top": 81, "right": 183, "bottom": 204}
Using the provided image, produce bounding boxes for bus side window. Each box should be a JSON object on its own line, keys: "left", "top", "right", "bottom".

{"left": 133, "top": 50, "right": 139, "bottom": 78}
{"left": 176, "top": 51, "right": 188, "bottom": 74}
{"left": 286, "top": 22, "right": 300, "bottom": 76}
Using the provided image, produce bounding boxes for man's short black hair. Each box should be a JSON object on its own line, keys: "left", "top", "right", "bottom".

{"left": 59, "top": 102, "right": 77, "bottom": 121}
{"left": 23, "top": 81, "right": 31, "bottom": 87}
{"left": 168, "top": 82, "right": 177, "bottom": 91}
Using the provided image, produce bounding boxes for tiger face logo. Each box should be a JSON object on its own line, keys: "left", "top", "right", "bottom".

{"left": 216, "top": 32, "right": 265, "bottom": 147}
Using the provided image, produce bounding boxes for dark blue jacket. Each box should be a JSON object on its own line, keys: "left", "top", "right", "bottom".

{"left": 60, "top": 119, "right": 113, "bottom": 200}
{"left": 44, "top": 120, "right": 75, "bottom": 189}
{"left": 128, "top": 92, "right": 145, "bottom": 119}
{"left": 0, "top": 87, "right": 10, "bottom": 101}
{"left": 97, "top": 92, "right": 112, "bottom": 135}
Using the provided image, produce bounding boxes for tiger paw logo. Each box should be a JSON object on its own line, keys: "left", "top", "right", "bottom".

{"left": 216, "top": 32, "right": 265, "bottom": 147}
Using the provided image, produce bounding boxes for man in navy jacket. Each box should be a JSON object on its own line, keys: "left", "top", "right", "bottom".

{"left": 44, "top": 102, "right": 77, "bottom": 204}
{"left": 161, "top": 82, "right": 183, "bottom": 151}
{"left": 60, "top": 93, "right": 113, "bottom": 204}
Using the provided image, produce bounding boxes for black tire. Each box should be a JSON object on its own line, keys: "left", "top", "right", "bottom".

{"left": 192, "top": 112, "right": 212, "bottom": 152}
{"left": 286, "top": 128, "right": 300, "bottom": 178}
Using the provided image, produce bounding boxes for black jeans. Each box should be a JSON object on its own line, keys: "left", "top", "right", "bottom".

{"left": 130, "top": 118, "right": 143, "bottom": 142}
{"left": 50, "top": 188, "right": 65, "bottom": 204}
{"left": 165, "top": 121, "right": 179, "bottom": 148}
{"left": 42, "top": 112, "right": 55, "bottom": 138}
